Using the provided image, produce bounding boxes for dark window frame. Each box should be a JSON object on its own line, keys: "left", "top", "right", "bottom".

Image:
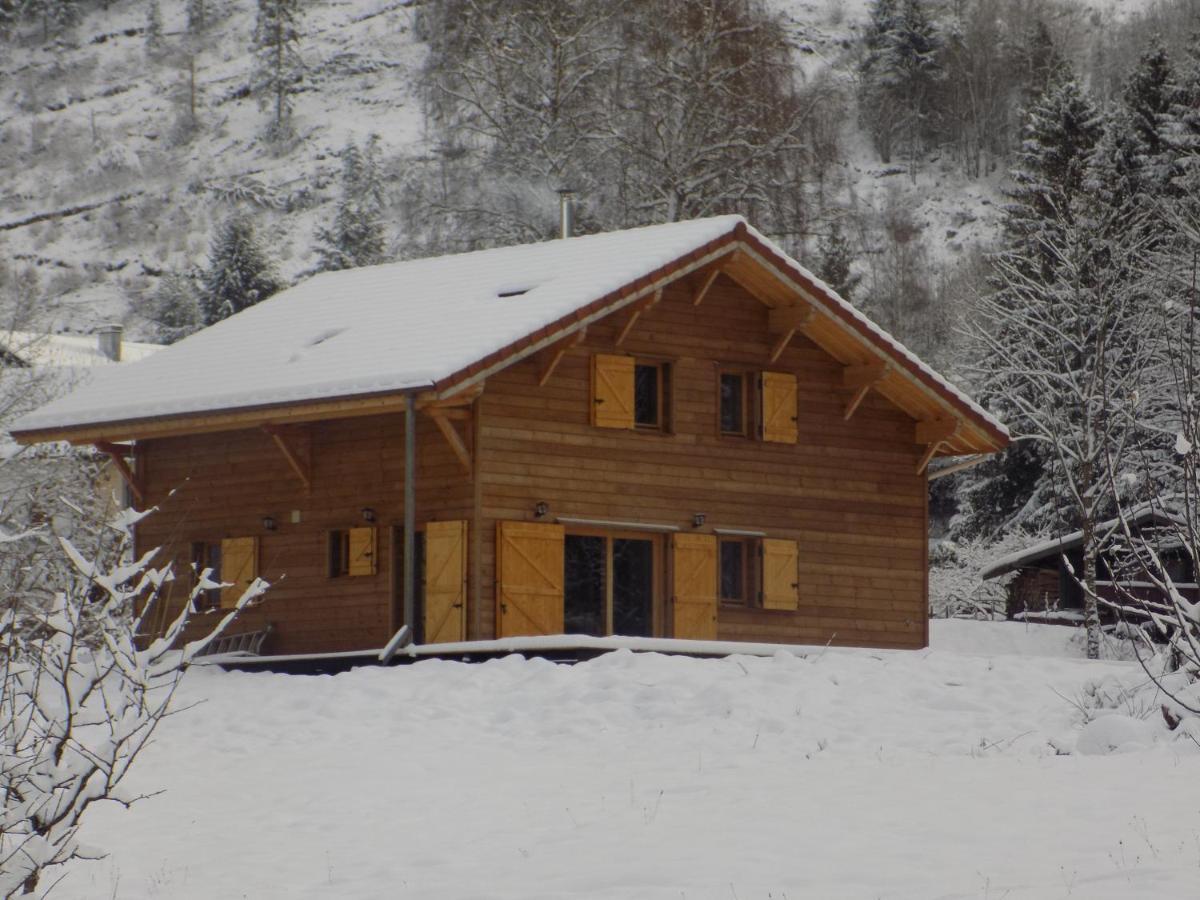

{"left": 718, "top": 537, "right": 758, "bottom": 606}
{"left": 718, "top": 369, "right": 754, "bottom": 437}
{"left": 633, "top": 358, "right": 671, "bottom": 432}
{"left": 328, "top": 530, "right": 351, "bottom": 578}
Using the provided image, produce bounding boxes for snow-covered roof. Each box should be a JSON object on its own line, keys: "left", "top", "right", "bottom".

{"left": 0, "top": 331, "right": 162, "bottom": 369}
{"left": 11, "top": 216, "right": 1007, "bottom": 448}
{"left": 980, "top": 506, "right": 1186, "bottom": 579}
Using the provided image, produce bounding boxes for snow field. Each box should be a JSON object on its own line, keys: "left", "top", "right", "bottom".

{"left": 59, "top": 623, "right": 1200, "bottom": 899}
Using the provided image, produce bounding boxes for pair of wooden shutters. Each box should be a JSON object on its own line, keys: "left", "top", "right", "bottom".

{"left": 495, "top": 523, "right": 801, "bottom": 640}
{"left": 671, "top": 534, "right": 801, "bottom": 639}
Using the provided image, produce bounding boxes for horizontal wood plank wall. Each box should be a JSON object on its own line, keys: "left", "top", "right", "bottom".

{"left": 477, "top": 273, "right": 929, "bottom": 650}
{"left": 135, "top": 412, "right": 472, "bottom": 654}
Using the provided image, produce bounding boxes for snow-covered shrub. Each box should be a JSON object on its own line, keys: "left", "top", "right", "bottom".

{"left": 929, "top": 533, "right": 1028, "bottom": 620}
{"left": 85, "top": 142, "right": 143, "bottom": 179}
{"left": 0, "top": 510, "right": 266, "bottom": 897}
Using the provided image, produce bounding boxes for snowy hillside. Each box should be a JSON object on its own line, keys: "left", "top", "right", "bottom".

{"left": 54, "top": 622, "right": 1200, "bottom": 900}
{"left": 0, "top": 0, "right": 426, "bottom": 337}
{"left": 0, "top": 0, "right": 1162, "bottom": 346}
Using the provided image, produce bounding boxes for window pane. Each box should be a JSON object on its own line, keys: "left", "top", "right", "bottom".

{"left": 565, "top": 535, "right": 605, "bottom": 636}
{"left": 719, "top": 540, "right": 745, "bottom": 602}
{"left": 634, "top": 364, "right": 659, "bottom": 427}
{"left": 612, "top": 538, "right": 653, "bottom": 637}
{"left": 720, "top": 373, "right": 744, "bottom": 434}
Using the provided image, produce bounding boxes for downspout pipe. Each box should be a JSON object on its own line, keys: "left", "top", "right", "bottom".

{"left": 403, "top": 392, "right": 416, "bottom": 640}
{"left": 382, "top": 393, "right": 418, "bottom": 664}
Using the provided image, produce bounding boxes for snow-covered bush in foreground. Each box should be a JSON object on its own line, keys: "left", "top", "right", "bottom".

{"left": 0, "top": 512, "right": 265, "bottom": 898}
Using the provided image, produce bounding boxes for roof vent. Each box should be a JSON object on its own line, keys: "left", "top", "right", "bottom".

{"left": 497, "top": 287, "right": 531, "bottom": 298}
{"left": 96, "top": 324, "right": 122, "bottom": 362}
{"left": 557, "top": 188, "right": 575, "bottom": 239}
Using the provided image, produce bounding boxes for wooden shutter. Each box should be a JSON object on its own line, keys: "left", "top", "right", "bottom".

{"left": 220, "top": 536, "right": 258, "bottom": 609}
{"left": 592, "top": 354, "right": 635, "bottom": 429}
{"left": 761, "top": 538, "right": 800, "bottom": 610}
{"left": 761, "top": 371, "right": 798, "bottom": 444}
{"left": 672, "top": 533, "right": 718, "bottom": 640}
{"left": 424, "top": 520, "right": 467, "bottom": 644}
{"left": 348, "top": 526, "right": 377, "bottom": 576}
{"left": 497, "top": 521, "right": 564, "bottom": 637}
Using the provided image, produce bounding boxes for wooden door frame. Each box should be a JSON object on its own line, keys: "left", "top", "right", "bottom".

{"left": 562, "top": 527, "right": 665, "bottom": 638}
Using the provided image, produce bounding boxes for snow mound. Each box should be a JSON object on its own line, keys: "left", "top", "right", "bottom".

{"left": 1076, "top": 714, "right": 1159, "bottom": 755}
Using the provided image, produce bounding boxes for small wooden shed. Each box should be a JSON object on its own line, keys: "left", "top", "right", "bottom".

{"left": 12, "top": 216, "right": 1008, "bottom": 655}
{"left": 981, "top": 508, "right": 1199, "bottom": 624}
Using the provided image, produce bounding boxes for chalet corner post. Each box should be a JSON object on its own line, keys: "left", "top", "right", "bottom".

{"left": 403, "top": 392, "right": 416, "bottom": 642}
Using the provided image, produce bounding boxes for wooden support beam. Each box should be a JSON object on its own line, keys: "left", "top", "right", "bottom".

{"left": 692, "top": 268, "right": 721, "bottom": 306}
{"left": 766, "top": 305, "right": 813, "bottom": 364}
{"left": 95, "top": 441, "right": 144, "bottom": 505}
{"left": 915, "top": 418, "right": 960, "bottom": 474}
{"left": 417, "top": 382, "right": 485, "bottom": 411}
{"left": 843, "top": 361, "right": 889, "bottom": 391}
{"left": 262, "top": 425, "right": 311, "bottom": 491}
{"left": 536, "top": 327, "right": 587, "bottom": 386}
{"left": 916, "top": 441, "right": 943, "bottom": 475}
{"left": 768, "top": 305, "right": 813, "bottom": 334}
{"left": 615, "top": 290, "right": 661, "bottom": 347}
{"left": 915, "top": 418, "right": 959, "bottom": 445}
{"left": 768, "top": 329, "right": 795, "bottom": 364}
{"left": 842, "top": 362, "right": 889, "bottom": 420}
{"left": 430, "top": 411, "right": 472, "bottom": 476}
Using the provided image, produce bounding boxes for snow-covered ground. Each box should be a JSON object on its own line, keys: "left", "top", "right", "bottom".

{"left": 58, "top": 621, "right": 1198, "bottom": 900}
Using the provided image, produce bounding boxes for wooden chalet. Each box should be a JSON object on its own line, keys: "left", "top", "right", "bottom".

{"left": 12, "top": 216, "right": 1008, "bottom": 656}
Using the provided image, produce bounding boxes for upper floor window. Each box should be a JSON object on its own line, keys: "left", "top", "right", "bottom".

{"left": 634, "top": 361, "right": 667, "bottom": 429}
{"left": 592, "top": 353, "right": 670, "bottom": 432}
{"left": 719, "top": 371, "right": 749, "bottom": 436}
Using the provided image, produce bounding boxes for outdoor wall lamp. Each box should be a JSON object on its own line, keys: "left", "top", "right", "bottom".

{"left": 692, "top": 513, "right": 706, "bottom": 528}
{"left": 361, "top": 507, "right": 376, "bottom": 523}
{"left": 534, "top": 501, "right": 549, "bottom": 518}
{"left": 262, "top": 516, "right": 277, "bottom": 531}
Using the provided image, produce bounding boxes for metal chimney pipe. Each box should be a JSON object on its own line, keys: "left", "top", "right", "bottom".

{"left": 557, "top": 188, "right": 575, "bottom": 239}
{"left": 97, "top": 324, "right": 122, "bottom": 362}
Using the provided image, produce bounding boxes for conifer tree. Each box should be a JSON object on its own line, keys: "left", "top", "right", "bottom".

{"left": 200, "top": 214, "right": 285, "bottom": 325}
{"left": 253, "top": 0, "right": 303, "bottom": 136}
{"left": 816, "top": 221, "right": 860, "bottom": 302}
{"left": 1002, "top": 75, "right": 1102, "bottom": 280}
{"left": 1123, "top": 39, "right": 1173, "bottom": 170}
{"left": 956, "top": 71, "right": 1102, "bottom": 542}
{"left": 148, "top": 271, "right": 203, "bottom": 342}
{"left": 314, "top": 136, "right": 388, "bottom": 271}
{"left": 1156, "top": 35, "right": 1200, "bottom": 194}
{"left": 859, "top": 0, "right": 942, "bottom": 163}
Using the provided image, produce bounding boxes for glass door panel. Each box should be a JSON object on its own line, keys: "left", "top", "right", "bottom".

{"left": 612, "top": 538, "right": 654, "bottom": 637}
{"left": 564, "top": 534, "right": 605, "bottom": 636}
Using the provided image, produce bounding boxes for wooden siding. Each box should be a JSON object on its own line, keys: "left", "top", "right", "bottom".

{"left": 135, "top": 412, "right": 471, "bottom": 655}
{"left": 134, "top": 270, "right": 933, "bottom": 654}
{"left": 475, "top": 273, "right": 930, "bottom": 650}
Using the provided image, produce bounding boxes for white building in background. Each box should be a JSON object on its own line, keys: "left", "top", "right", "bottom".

{"left": 0, "top": 325, "right": 164, "bottom": 514}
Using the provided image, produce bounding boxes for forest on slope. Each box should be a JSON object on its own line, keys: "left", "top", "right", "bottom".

{"left": 4, "top": 0, "right": 1200, "bottom": 615}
